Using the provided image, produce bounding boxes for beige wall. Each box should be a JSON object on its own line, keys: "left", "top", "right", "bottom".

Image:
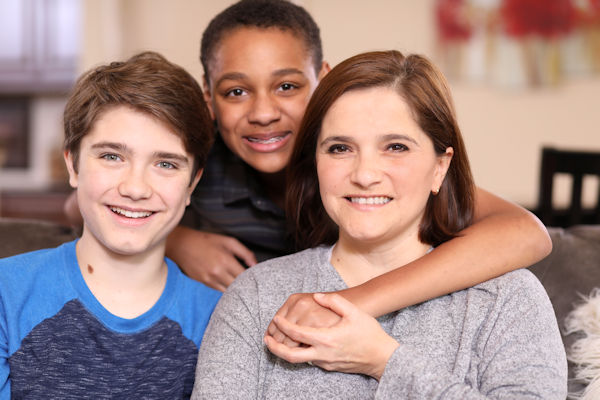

{"left": 81, "top": 0, "right": 600, "bottom": 209}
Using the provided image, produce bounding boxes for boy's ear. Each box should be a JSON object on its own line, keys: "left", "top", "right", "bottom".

{"left": 186, "top": 168, "right": 204, "bottom": 206}
{"left": 202, "top": 75, "right": 216, "bottom": 120}
{"left": 63, "top": 150, "right": 79, "bottom": 189}
{"left": 317, "top": 61, "right": 331, "bottom": 82}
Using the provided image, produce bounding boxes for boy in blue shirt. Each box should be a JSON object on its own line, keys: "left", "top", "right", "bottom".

{"left": 0, "top": 51, "right": 220, "bottom": 399}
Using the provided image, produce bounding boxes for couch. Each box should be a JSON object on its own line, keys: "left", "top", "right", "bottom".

{"left": 1, "top": 217, "right": 598, "bottom": 392}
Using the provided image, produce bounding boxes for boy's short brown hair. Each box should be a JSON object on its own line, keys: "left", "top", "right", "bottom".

{"left": 63, "top": 51, "right": 213, "bottom": 177}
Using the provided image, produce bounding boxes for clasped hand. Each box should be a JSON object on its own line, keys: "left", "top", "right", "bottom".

{"left": 264, "top": 293, "right": 399, "bottom": 381}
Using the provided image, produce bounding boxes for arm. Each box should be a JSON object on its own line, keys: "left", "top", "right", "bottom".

{"left": 166, "top": 225, "right": 256, "bottom": 291}
{"left": 267, "top": 281, "right": 567, "bottom": 399}
{"left": 191, "top": 277, "right": 263, "bottom": 399}
{"left": 268, "top": 187, "right": 551, "bottom": 340}
{"left": 0, "top": 301, "right": 10, "bottom": 399}
{"left": 342, "top": 187, "right": 551, "bottom": 316}
{"left": 63, "top": 191, "right": 84, "bottom": 229}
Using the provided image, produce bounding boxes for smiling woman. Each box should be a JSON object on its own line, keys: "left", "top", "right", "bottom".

{"left": 192, "top": 50, "right": 567, "bottom": 399}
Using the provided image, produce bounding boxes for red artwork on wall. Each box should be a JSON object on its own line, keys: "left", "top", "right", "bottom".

{"left": 436, "top": 0, "right": 600, "bottom": 87}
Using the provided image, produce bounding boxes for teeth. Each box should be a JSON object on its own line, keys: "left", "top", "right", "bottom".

{"left": 349, "top": 197, "right": 391, "bottom": 205}
{"left": 246, "top": 135, "right": 285, "bottom": 144}
{"left": 110, "top": 207, "right": 152, "bottom": 219}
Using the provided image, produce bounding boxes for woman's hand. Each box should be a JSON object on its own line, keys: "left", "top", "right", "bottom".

{"left": 266, "top": 292, "right": 342, "bottom": 347}
{"left": 264, "top": 293, "right": 399, "bottom": 380}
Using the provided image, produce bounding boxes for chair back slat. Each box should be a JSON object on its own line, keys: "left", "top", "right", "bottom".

{"left": 537, "top": 147, "right": 600, "bottom": 227}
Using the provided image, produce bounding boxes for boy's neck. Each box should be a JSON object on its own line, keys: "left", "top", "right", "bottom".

{"left": 75, "top": 233, "right": 169, "bottom": 319}
{"left": 258, "top": 169, "right": 287, "bottom": 210}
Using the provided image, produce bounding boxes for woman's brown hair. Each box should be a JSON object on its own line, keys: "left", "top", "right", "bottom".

{"left": 286, "top": 50, "right": 475, "bottom": 249}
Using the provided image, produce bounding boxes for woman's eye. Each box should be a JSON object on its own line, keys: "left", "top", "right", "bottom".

{"left": 225, "top": 88, "right": 246, "bottom": 97}
{"left": 388, "top": 143, "right": 408, "bottom": 152}
{"left": 327, "top": 144, "right": 350, "bottom": 154}
{"left": 101, "top": 153, "right": 121, "bottom": 161}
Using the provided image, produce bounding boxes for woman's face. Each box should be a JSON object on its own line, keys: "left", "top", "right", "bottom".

{"left": 316, "top": 87, "right": 452, "bottom": 247}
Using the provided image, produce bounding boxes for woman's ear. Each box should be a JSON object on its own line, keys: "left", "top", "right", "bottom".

{"left": 63, "top": 150, "right": 79, "bottom": 189}
{"left": 432, "top": 147, "right": 453, "bottom": 194}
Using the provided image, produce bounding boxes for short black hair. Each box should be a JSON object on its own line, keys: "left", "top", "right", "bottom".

{"left": 201, "top": 0, "right": 323, "bottom": 81}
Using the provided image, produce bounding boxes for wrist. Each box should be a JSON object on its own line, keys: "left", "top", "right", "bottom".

{"left": 370, "top": 337, "right": 399, "bottom": 381}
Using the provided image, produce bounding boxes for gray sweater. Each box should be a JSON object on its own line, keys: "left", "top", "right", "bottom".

{"left": 192, "top": 246, "right": 567, "bottom": 399}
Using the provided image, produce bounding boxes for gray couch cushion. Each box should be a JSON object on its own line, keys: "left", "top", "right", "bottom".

{"left": 0, "top": 218, "right": 77, "bottom": 259}
{"left": 528, "top": 225, "right": 600, "bottom": 393}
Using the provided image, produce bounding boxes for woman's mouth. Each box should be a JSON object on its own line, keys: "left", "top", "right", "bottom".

{"left": 346, "top": 196, "right": 392, "bottom": 205}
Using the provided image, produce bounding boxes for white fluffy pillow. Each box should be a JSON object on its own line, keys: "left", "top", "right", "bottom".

{"left": 565, "top": 288, "right": 600, "bottom": 400}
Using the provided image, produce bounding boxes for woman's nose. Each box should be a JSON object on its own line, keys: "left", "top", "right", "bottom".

{"left": 350, "top": 153, "right": 382, "bottom": 188}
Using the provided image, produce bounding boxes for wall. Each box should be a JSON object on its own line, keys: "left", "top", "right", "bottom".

{"left": 79, "top": 0, "right": 600, "bottom": 209}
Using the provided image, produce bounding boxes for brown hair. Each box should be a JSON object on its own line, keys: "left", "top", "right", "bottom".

{"left": 287, "top": 50, "right": 475, "bottom": 249}
{"left": 63, "top": 51, "right": 213, "bottom": 179}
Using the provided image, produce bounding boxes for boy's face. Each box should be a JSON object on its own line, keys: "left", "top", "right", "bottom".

{"left": 65, "top": 106, "right": 202, "bottom": 257}
{"left": 204, "top": 27, "right": 329, "bottom": 174}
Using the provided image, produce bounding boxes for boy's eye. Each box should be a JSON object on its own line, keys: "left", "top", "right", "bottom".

{"left": 327, "top": 144, "right": 350, "bottom": 154}
{"left": 387, "top": 143, "right": 408, "bottom": 152}
{"left": 101, "top": 153, "right": 121, "bottom": 161}
{"left": 157, "top": 161, "right": 176, "bottom": 169}
{"left": 225, "top": 88, "right": 246, "bottom": 97}
{"left": 278, "top": 82, "right": 297, "bottom": 92}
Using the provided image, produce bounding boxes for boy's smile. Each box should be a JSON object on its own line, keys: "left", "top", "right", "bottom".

{"left": 65, "top": 106, "right": 201, "bottom": 258}
{"left": 204, "top": 27, "right": 329, "bottom": 175}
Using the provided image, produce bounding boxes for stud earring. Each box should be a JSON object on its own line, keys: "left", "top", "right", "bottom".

{"left": 432, "top": 188, "right": 439, "bottom": 195}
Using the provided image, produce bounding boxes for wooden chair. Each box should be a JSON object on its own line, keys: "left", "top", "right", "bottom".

{"left": 537, "top": 147, "right": 600, "bottom": 227}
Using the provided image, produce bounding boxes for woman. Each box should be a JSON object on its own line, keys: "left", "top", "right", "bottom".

{"left": 192, "top": 50, "right": 567, "bottom": 399}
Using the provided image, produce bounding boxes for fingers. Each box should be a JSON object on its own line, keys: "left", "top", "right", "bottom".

{"left": 271, "top": 316, "right": 322, "bottom": 348}
{"left": 312, "top": 293, "right": 353, "bottom": 319}
{"left": 167, "top": 229, "right": 254, "bottom": 291}
{"left": 266, "top": 323, "right": 301, "bottom": 347}
{"left": 198, "top": 253, "right": 246, "bottom": 291}
{"left": 222, "top": 236, "right": 257, "bottom": 267}
{"left": 264, "top": 335, "right": 315, "bottom": 364}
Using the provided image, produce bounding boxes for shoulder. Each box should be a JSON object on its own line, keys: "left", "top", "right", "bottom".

{"left": 0, "top": 241, "right": 74, "bottom": 282}
{"left": 215, "top": 247, "right": 330, "bottom": 318}
{"left": 231, "top": 246, "right": 328, "bottom": 291}
{"left": 162, "top": 260, "right": 222, "bottom": 346}
{"left": 167, "top": 259, "right": 222, "bottom": 309}
{"left": 476, "top": 269, "right": 547, "bottom": 299}
{"left": 470, "top": 269, "right": 555, "bottom": 317}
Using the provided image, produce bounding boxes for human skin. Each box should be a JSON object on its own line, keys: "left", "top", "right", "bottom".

{"left": 166, "top": 27, "right": 330, "bottom": 289}
{"left": 65, "top": 106, "right": 201, "bottom": 318}
{"left": 165, "top": 27, "right": 551, "bottom": 345}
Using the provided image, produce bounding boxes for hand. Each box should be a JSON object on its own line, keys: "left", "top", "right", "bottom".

{"left": 264, "top": 293, "right": 399, "bottom": 380}
{"left": 166, "top": 226, "right": 257, "bottom": 291}
{"left": 63, "top": 191, "right": 84, "bottom": 229}
{"left": 266, "top": 292, "right": 342, "bottom": 347}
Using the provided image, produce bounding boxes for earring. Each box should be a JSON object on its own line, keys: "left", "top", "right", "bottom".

{"left": 432, "top": 188, "right": 439, "bottom": 195}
